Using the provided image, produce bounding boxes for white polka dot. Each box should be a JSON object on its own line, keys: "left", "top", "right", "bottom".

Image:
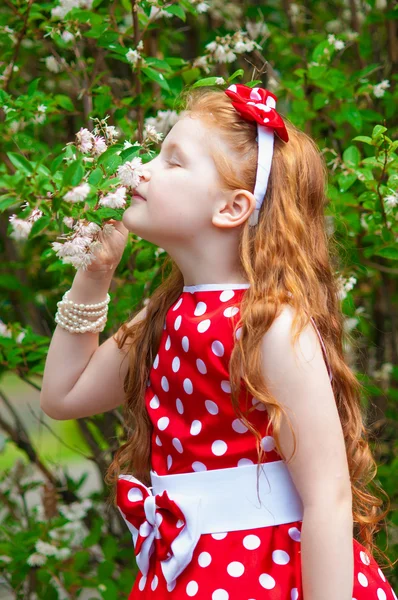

{"left": 167, "top": 579, "right": 176, "bottom": 592}
{"left": 149, "top": 395, "right": 160, "bottom": 409}
{"left": 259, "top": 573, "right": 276, "bottom": 589}
{"left": 198, "top": 319, "right": 211, "bottom": 333}
{"left": 167, "top": 455, "right": 172, "bottom": 470}
{"left": 232, "top": 419, "right": 248, "bottom": 433}
{"left": 155, "top": 512, "right": 163, "bottom": 528}
{"left": 220, "top": 290, "right": 235, "bottom": 302}
{"left": 378, "top": 567, "right": 386, "bottom": 582}
{"left": 235, "top": 326, "right": 242, "bottom": 340}
{"left": 358, "top": 572, "right": 368, "bottom": 587}
{"left": 238, "top": 458, "right": 253, "bottom": 467}
{"left": 198, "top": 551, "right": 212, "bottom": 567}
{"left": 151, "top": 575, "right": 158, "bottom": 591}
{"left": 194, "top": 301, "right": 207, "bottom": 316}
{"left": 192, "top": 461, "right": 207, "bottom": 471}
{"left": 161, "top": 376, "right": 169, "bottom": 392}
{"left": 227, "top": 561, "right": 245, "bottom": 577}
{"left": 288, "top": 527, "right": 301, "bottom": 542}
{"left": 272, "top": 549, "right": 290, "bottom": 565}
{"left": 172, "top": 297, "right": 183, "bottom": 311}
{"left": 186, "top": 580, "right": 198, "bottom": 596}
{"left": 172, "top": 438, "right": 183, "bottom": 453}
{"left": 174, "top": 315, "right": 182, "bottom": 330}
{"left": 176, "top": 519, "right": 184, "bottom": 528}
{"left": 212, "top": 440, "right": 228, "bottom": 456}
{"left": 155, "top": 435, "right": 162, "bottom": 446}
{"left": 139, "top": 521, "right": 151, "bottom": 537}
{"left": 252, "top": 396, "right": 266, "bottom": 411}
{"left": 138, "top": 575, "right": 147, "bottom": 591}
{"left": 183, "top": 378, "right": 193, "bottom": 394}
{"left": 205, "top": 400, "right": 219, "bottom": 415}
{"left": 153, "top": 354, "right": 159, "bottom": 368}
{"left": 176, "top": 398, "right": 184, "bottom": 414}
{"left": 190, "top": 420, "right": 202, "bottom": 436}
{"left": 127, "top": 488, "right": 143, "bottom": 502}
{"left": 261, "top": 435, "right": 276, "bottom": 451}
{"left": 165, "top": 335, "right": 171, "bottom": 350}
{"left": 377, "top": 589, "right": 387, "bottom": 600}
{"left": 172, "top": 356, "right": 180, "bottom": 372}
{"left": 360, "top": 550, "right": 370, "bottom": 565}
{"left": 212, "top": 340, "right": 224, "bottom": 356}
{"left": 243, "top": 534, "right": 261, "bottom": 550}
{"left": 196, "top": 358, "right": 207, "bottom": 374}
{"left": 212, "top": 590, "right": 229, "bottom": 600}
{"left": 211, "top": 532, "right": 227, "bottom": 540}
{"left": 224, "top": 306, "right": 239, "bottom": 318}
{"left": 158, "top": 416, "right": 169, "bottom": 431}
{"left": 182, "top": 336, "right": 189, "bottom": 352}
{"left": 221, "top": 380, "right": 231, "bottom": 393}
{"left": 291, "top": 589, "right": 299, "bottom": 600}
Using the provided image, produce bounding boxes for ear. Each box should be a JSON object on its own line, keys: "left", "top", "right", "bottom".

{"left": 212, "top": 189, "right": 256, "bottom": 229}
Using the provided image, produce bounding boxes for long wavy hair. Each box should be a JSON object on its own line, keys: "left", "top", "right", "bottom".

{"left": 105, "top": 85, "right": 395, "bottom": 570}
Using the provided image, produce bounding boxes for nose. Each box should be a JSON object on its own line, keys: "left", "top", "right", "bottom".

{"left": 139, "top": 168, "right": 151, "bottom": 182}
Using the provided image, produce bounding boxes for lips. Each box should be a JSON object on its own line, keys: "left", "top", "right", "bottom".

{"left": 133, "top": 194, "right": 146, "bottom": 201}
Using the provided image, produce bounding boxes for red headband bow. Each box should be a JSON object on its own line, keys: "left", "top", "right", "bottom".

{"left": 224, "top": 83, "right": 289, "bottom": 143}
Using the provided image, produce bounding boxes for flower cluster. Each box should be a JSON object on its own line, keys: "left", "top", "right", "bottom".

{"left": 204, "top": 30, "right": 262, "bottom": 65}
{"left": 51, "top": 0, "right": 94, "bottom": 20}
{"left": 8, "top": 206, "right": 43, "bottom": 241}
{"left": 117, "top": 156, "right": 146, "bottom": 189}
{"left": 372, "top": 79, "right": 390, "bottom": 98}
{"left": 51, "top": 219, "right": 116, "bottom": 270}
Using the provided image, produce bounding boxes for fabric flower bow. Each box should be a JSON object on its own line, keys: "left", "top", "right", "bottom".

{"left": 224, "top": 83, "right": 289, "bottom": 143}
{"left": 117, "top": 475, "right": 202, "bottom": 587}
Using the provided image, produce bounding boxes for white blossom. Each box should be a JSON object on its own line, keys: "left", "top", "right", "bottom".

{"left": 63, "top": 216, "right": 75, "bottom": 228}
{"left": 35, "top": 540, "right": 59, "bottom": 557}
{"left": 45, "top": 56, "right": 61, "bottom": 73}
{"left": 196, "top": 2, "right": 209, "bottom": 13}
{"left": 8, "top": 215, "right": 32, "bottom": 240}
{"left": 327, "top": 34, "right": 345, "bottom": 50}
{"left": 27, "top": 553, "right": 47, "bottom": 567}
{"left": 58, "top": 498, "right": 92, "bottom": 520}
{"left": 337, "top": 275, "right": 357, "bottom": 300}
{"left": 104, "top": 125, "right": 119, "bottom": 143}
{"left": 117, "top": 157, "right": 145, "bottom": 188}
{"left": 0, "top": 555, "right": 11, "bottom": 563}
{"left": 126, "top": 48, "right": 142, "bottom": 66}
{"left": 373, "top": 79, "right": 390, "bottom": 98}
{"left": 61, "top": 30, "right": 75, "bottom": 43}
{"left": 99, "top": 186, "right": 127, "bottom": 209}
{"left": 384, "top": 191, "right": 398, "bottom": 210}
{"left": 76, "top": 127, "right": 93, "bottom": 154}
{"left": 63, "top": 183, "right": 90, "bottom": 203}
{"left": 37, "top": 104, "right": 47, "bottom": 113}
{"left": 245, "top": 20, "right": 269, "bottom": 39}
{"left": 91, "top": 135, "right": 107, "bottom": 156}
{"left": 144, "top": 109, "right": 179, "bottom": 136}
{"left": 215, "top": 77, "right": 225, "bottom": 85}
{"left": 0, "top": 319, "right": 12, "bottom": 338}
{"left": 123, "top": 140, "right": 133, "bottom": 150}
{"left": 143, "top": 124, "right": 164, "bottom": 144}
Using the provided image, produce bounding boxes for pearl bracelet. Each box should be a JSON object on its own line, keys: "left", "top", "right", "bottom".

{"left": 55, "top": 289, "right": 111, "bottom": 334}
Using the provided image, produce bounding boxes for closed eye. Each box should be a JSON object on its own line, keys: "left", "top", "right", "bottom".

{"left": 167, "top": 160, "right": 181, "bottom": 168}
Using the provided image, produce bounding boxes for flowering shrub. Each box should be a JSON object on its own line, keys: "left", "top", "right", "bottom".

{"left": 0, "top": 0, "right": 397, "bottom": 596}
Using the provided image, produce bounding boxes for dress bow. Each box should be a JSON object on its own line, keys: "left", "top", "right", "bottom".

{"left": 117, "top": 475, "right": 202, "bottom": 587}
{"left": 224, "top": 83, "right": 289, "bottom": 143}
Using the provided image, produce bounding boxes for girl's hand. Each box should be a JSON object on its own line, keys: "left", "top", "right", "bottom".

{"left": 85, "top": 219, "right": 130, "bottom": 274}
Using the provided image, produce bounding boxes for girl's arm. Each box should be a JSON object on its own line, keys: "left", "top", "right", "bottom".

{"left": 260, "top": 305, "right": 353, "bottom": 600}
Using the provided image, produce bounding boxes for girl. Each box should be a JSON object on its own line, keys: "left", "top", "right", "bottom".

{"left": 43, "top": 83, "right": 397, "bottom": 599}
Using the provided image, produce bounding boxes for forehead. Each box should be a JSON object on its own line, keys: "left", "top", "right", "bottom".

{"left": 163, "top": 115, "right": 211, "bottom": 156}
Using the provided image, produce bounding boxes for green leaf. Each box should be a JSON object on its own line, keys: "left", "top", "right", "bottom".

{"left": 337, "top": 172, "right": 357, "bottom": 192}
{"left": 352, "top": 136, "right": 373, "bottom": 145}
{"left": 85, "top": 211, "right": 102, "bottom": 225}
{"left": 0, "top": 197, "right": 17, "bottom": 213}
{"left": 141, "top": 67, "right": 170, "bottom": 91}
{"left": 63, "top": 160, "right": 84, "bottom": 187}
{"left": 7, "top": 152, "right": 34, "bottom": 176}
{"left": 55, "top": 94, "right": 75, "bottom": 112}
{"left": 227, "top": 69, "right": 244, "bottom": 83}
{"left": 30, "top": 215, "right": 52, "bottom": 237}
{"left": 343, "top": 145, "right": 361, "bottom": 168}
{"left": 192, "top": 77, "right": 225, "bottom": 88}
{"left": 372, "top": 125, "right": 387, "bottom": 138}
{"left": 375, "top": 247, "right": 398, "bottom": 260}
{"left": 88, "top": 167, "right": 103, "bottom": 185}
{"left": 163, "top": 4, "right": 186, "bottom": 20}
{"left": 27, "top": 78, "right": 41, "bottom": 96}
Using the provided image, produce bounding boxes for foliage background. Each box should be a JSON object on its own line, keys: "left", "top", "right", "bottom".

{"left": 0, "top": 0, "right": 397, "bottom": 597}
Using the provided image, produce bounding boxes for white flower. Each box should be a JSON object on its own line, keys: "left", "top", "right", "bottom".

{"left": 143, "top": 124, "right": 163, "bottom": 144}
{"left": 59, "top": 498, "right": 93, "bottom": 520}
{"left": 16, "top": 331, "right": 26, "bottom": 343}
{"left": 91, "top": 135, "right": 107, "bottom": 156}
{"left": 63, "top": 216, "right": 74, "bottom": 228}
{"left": 45, "top": 56, "right": 61, "bottom": 73}
{"left": 126, "top": 48, "right": 142, "bottom": 66}
{"left": 0, "top": 555, "right": 12, "bottom": 563}
{"left": 8, "top": 215, "right": 32, "bottom": 240}
{"left": 27, "top": 553, "right": 47, "bottom": 567}
{"left": 37, "top": 104, "right": 47, "bottom": 113}
{"left": 35, "top": 540, "right": 59, "bottom": 557}
{"left": 123, "top": 140, "right": 133, "bottom": 149}
{"left": 385, "top": 191, "right": 398, "bottom": 210}
{"left": 99, "top": 186, "right": 127, "bottom": 209}
{"left": 104, "top": 125, "right": 118, "bottom": 143}
{"left": 61, "top": 30, "right": 74, "bottom": 43}
{"left": 63, "top": 183, "right": 91, "bottom": 203}
{"left": 196, "top": 2, "right": 209, "bottom": 13}
{"left": 29, "top": 208, "right": 43, "bottom": 222}
{"left": 76, "top": 127, "right": 93, "bottom": 154}
{"left": 0, "top": 320, "right": 12, "bottom": 338}
{"left": 245, "top": 20, "right": 269, "bottom": 39}
{"left": 54, "top": 547, "right": 72, "bottom": 560}
{"left": 215, "top": 77, "right": 225, "bottom": 85}
{"left": 117, "top": 157, "right": 145, "bottom": 188}
{"left": 373, "top": 79, "right": 390, "bottom": 98}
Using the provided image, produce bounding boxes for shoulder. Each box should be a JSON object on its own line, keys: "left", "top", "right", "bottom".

{"left": 260, "top": 304, "right": 329, "bottom": 385}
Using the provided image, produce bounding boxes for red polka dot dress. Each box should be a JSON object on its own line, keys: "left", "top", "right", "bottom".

{"left": 117, "top": 283, "right": 397, "bottom": 600}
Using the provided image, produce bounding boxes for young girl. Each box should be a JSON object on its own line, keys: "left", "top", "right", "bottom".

{"left": 42, "top": 83, "right": 397, "bottom": 599}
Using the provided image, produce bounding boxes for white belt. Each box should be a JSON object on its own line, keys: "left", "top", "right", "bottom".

{"left": 117, "top": 460, "right": 303, "bottom": 588}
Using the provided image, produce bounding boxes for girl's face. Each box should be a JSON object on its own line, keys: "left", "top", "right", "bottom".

{"left": 122, "top": 115, "right": 231, "bottom": 250}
